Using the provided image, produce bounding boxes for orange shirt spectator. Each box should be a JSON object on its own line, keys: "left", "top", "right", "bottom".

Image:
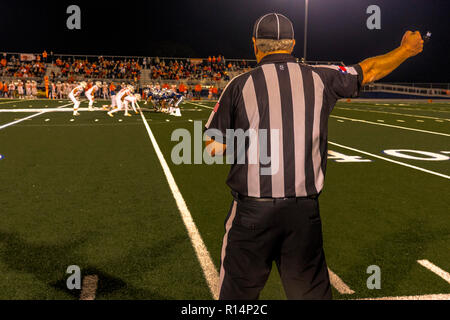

{"left": 0, "top": 58, "right": 6, "bottom": 67}
{"left": 178, "top": 83, "right": 187, "bottom": 93}
{"left": 0, "top": 82, "right": 3, "bottom": 91}
{"left": 43, "top": 51, "right": 48, "bottom": 59}
{"left": 195, "top": 84, "right": 202, "bottom": 92}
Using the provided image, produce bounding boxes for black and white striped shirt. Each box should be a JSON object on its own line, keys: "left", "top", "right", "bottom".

{"left": 205, "top": 54, "right": 363, "bottom": 198}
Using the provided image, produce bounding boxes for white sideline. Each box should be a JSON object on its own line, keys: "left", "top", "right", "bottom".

{"left": 330, "top": 115, "right": 450, "bottom": 137}
{"left": 137, "top": 105, "right": 220, "bottom": 299}
{"left": 146, "top": 101, "right": 450, "bottom": 298}
{"left": 328, "top": 141, "right": 450, "bottom": 180}
{"left": 0, "top": 103, "right": 72, "bottom": 130}
{"left": 328, "top": 268, "right": 355, "bottom": 294}
{"left": 360, "top": 293, "right": 450, "bottom": 300}
{"left": 417, "top": 260, "right": 450, "bottom": 284}
{"left": 336, "top": 106, "right": 450, "bottom": 121}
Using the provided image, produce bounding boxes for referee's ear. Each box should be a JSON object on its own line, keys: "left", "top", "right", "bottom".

{"left": 290, "top": 39, "right": 296, "bottom": 53}
{"left": 252, "top": 37, "right": 258, "bottom": 57}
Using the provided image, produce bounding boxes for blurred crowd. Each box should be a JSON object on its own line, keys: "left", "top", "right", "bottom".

{"left": 0, "top": 52, "right": 255, "bottom": 83}
{"left": 0, "top": 54, "right": 46, "bottom": 78}
{"left": 52, "top": 56, "right": 141, "bottom": 81}
{"left": 147, "top": 55, "right": 252, "bottom": 81}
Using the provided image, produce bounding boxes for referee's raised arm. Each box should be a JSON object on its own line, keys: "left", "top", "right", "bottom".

{"left": 204, "top": 13, "right": 424, "bottom": 300}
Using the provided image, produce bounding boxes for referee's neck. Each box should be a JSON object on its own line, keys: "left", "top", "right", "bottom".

{"left": 256, "top": 50, "right": 293, "bottom": 63}
{"left": 257, "top": 52, "right": 296, "bottom": 66}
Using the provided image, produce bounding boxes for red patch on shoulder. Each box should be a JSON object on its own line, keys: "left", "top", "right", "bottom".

{"left": 338, "top": 66, "right": 348, "bottom": 74}
{"left": 213, "top": 102, "right": 220, "bottom": 112}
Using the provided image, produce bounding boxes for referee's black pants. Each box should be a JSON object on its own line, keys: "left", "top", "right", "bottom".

{"left": 218, "top": 195, "right": 332, "bottom": 300}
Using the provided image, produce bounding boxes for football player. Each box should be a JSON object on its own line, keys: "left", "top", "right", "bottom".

{"left": 25, "top": 80, "right": 32, "bottom": 98}
{"left": 31, "top": 81, "right": 38, "bottom": 99}
{"left": 85, "top": 81, "right": 102, "bottom": 111}
{"left": 17, "top": 80, "right": 24, "bottom": 99}
{"left": 107, "top": 84, "right": 134, "bottom": 117}
{"left": 69, "top": 81, "right": 87, "bottom": 116}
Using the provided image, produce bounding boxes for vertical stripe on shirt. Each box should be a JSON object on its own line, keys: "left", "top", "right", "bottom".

{"left": 276, "top": 63, "right": 296, "bottom": 197}
{"left": 252, "top": 67, "right": 272, "bottom": 197}
{"left": 301, "top": 67, "right": 318, "bottom": 195}
{"left": 262, "top": 64, "right": 285, "bottom": 198}
{"left": 287, "top": 62, "right": 307, "bottom": 197}
{"left": 312, "top": 72, "right": 325, "bottom": 193}
{"left": 242, "top": 76, "right": 260, "bottom": 197}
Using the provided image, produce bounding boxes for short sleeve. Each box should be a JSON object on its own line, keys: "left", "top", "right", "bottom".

{"left": 204, "top": 81, "right": 235, "bottom": 143}
{"left": 314, "top": 64, "right": 363, "bottom": 99}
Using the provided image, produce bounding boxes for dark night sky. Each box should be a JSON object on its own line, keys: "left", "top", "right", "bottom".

{"left": 0, "top": 0, "right": 449, "bottom": 83}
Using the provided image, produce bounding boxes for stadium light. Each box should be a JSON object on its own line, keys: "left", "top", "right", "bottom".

{"left": 303, "top": 0, "right": 309, "bottom": 61}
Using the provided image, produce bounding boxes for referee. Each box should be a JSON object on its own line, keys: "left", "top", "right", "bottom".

{"left": 205, "top": 13, "right": 424, "bottom": 300}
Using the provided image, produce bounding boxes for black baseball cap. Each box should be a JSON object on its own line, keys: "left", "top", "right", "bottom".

{"left": 253, "top": 13, "right": 295, "bottom": 40}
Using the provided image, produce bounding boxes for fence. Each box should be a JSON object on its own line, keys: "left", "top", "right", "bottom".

{"left": 362, "top": 83, "right": 450, "bottom": 98}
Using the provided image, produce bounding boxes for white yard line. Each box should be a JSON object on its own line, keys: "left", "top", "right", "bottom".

{"left": 360, "top": 293, "right": 450, "bottom": 300}
{"left": 138, "top": 105, "right": 220, "bottom": 300}
{"left": 330, "top": 115, "right": 450, "bottom": 137}
{"left": 0, "top": 103, "right": 72, "bottom": 130}
{"left": 192, "top": 102, "right": 450, "bottom": 136}
{"left": 188, "top": 101, "right": 214, "bottom": 109}
{"left": 347, "top": 104, "right": 450, "bottom": 114}
{"left": 328, "top": 141, "right": 450, "bottom": 180}
{"left": 335, "top": 107, "right": 450, "bottom": 121}
{"left": 417, "top": 260, "right": 450, "bottom": 284}
{"left": 0, "top": 107, "right": 100, "bottom": 113}
{"left": 0, "top": 99, "right": 20, "bottom": 105}
{"left": 328, "top": 268, "right": 355, "bottom": 294}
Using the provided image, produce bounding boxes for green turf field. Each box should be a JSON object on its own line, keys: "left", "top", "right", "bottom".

{"left": 0, "top": 97, "right": 448, "bottom": 300}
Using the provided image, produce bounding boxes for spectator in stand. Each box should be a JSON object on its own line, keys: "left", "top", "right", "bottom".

{"left": 3, "top": 81, "right": 8, "bottom": 97}
{"left": 194, "top": 83, "right": 202, "bottom": 99}
{"left": 178, "top": 83, "right": 187, "bottom": 95}
{"left": 212, "top": 86, "right": 218, "bottom": 99}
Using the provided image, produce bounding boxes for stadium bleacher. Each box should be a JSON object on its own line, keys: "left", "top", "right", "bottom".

{"left": 1, "top": 52, "right": 449, "bottom": 99}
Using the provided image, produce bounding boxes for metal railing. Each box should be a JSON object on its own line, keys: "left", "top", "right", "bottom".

{"left": 1, "top": 51, "right": 256, "bottom": 65}
{"left": 363, "top": 83, "right": 450, "bottom": 98}
{"left": 376, "top": 82, "right": 450, "bottom": 90}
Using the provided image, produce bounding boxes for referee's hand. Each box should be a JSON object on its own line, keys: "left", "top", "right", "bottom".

{"left": 400, "top": 31, "right": 424, "bottom": 57}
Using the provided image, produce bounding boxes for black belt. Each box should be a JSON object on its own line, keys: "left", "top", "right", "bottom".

{"left": 232, "top": 191, "right": 318, "bottom": 203}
